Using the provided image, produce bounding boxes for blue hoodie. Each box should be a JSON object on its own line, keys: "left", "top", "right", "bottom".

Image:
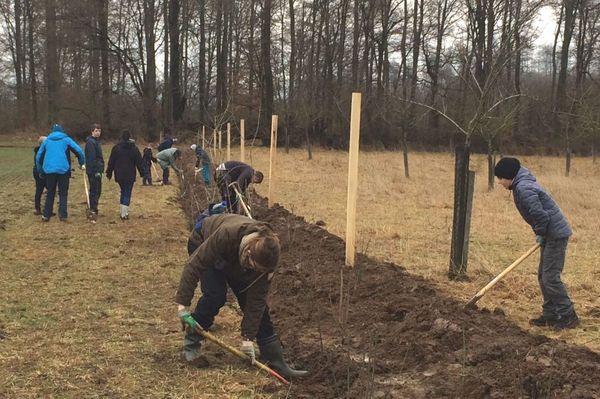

{"left": 511, "top": 167, "right": 572, "bottom": 239}
{"left": 36, "top": 125, "right": 85, "bottom": 174}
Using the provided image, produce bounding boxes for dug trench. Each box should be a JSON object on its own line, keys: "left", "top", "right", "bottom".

{"left": 178, "top": 170, "right": 600, "bottom": 398}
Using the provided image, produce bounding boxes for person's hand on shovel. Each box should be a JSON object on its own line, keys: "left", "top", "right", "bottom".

{"left": 240, "top": 340, "right": 256, "bottom": 364}
{"left": 177, "top": 304, "right": 191, "bottom": 332}
{"left": 536, "top": 235, "right": 546, "bottom": 246}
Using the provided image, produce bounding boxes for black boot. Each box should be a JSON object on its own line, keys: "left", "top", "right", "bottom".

{"left": 259, "top": 338, "right": 308, "bottom": 378}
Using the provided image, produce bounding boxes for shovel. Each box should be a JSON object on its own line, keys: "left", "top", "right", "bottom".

{"left": 229, "top": 183, "right": 253, "bottom": 219}
{"left": 181, "top": 314, "right": 289, "bottom": 385}
{"left": 465, "top": 243, "right": 541, "bottom": 309}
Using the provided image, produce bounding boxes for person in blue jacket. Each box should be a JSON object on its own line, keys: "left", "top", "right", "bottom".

{"left": 35, "top": 123, "right": 85, "bottom": 222}
{"left": 84, "top": 123, "right": 104, "bottom": 222}
{"left": 495, "top": 157, "right": 578, "bottom": 330}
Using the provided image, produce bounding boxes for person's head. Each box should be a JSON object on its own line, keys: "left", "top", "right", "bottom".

{"left": 173, "top": 149, "right": 181, "bottom": 158}
{"left": 252, "top": 170, "right": 264, "bottom": 184}
{"left": 494, "top": 157, "right": 521, "bottom": 190}
{"left": 90, "top": 123, "right": 101, "bottom": 138}
{"left": 121, "top": 130, "right": 131, "bottom": 142}
{"left": 190, "top": 144, "right": 197, "bottom": 151}
{"left": 38, "top": 135, "right": 47, "bottom": 144}
{"left": 51, "top": 123, "right": 64, "bottom": 133}
{"left": 239, "top": 227, "right": 280, "bottom": 273}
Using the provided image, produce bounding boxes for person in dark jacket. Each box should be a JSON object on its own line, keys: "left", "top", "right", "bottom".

{"left": 190, "top": 144, "right": 212, "bottom": 185}
{"left": 216, "top": 161, "right": 263, "bottom": 214}
{"left": 142, "top": 146, "right": 157, "bottom": 185}
{"left": 35, "top": 123, "right": 85, "bottom": 222}
{"left": 105, "top": 130, "right": 144, "bottom": 220}
{"left": 158, "top": 136, "right": 177, "bottom": 151}
{"left": 495, "top": 157, "right": 578, "bottom": 330}
{"left": 33, "top": 136, "right": 47, "bottom": 215}
{"left": 84, "top": 123, "right": 104, "bottom": 221}
{"left": 176, "top": 213, "right": 307, "bottom": 378}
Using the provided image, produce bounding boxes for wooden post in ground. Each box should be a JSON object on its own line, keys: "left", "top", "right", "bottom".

{"left": 268, "top": 115, "right": 279, "bottom": 208}
{"left": 202, "top": 126, "right": 205, "bottom": 148}
{"left": 218, "top": 130, "right": 222, "bottom": 152}
{"left": 345, "top": 92, "right": 362, "bottom": 268}
{"left": 213, "top": 129, "right": 217, "bottom": 159}
{"left": 227, "top": 123, "right": 231, "bottom": 160}
{"left": 240, "top": 119, "right": 245, "bottom": 162}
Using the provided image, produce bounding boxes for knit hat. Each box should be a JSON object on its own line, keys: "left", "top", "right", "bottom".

{"left": 494, "top": 157, "right": 521, "bottom": 180}
{"left": 190, "top": 144, "right": 197, "bottom": 151}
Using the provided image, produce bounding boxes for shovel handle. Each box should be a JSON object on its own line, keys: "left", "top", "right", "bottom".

{"left": 182, "top": 315, "right": 289, "bottom": 385}
{"left": 465, "top": 243, "right": 540, "bottom": 308}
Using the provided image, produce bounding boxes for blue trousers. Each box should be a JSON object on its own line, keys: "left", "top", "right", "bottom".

{"left": 162, "top": 167, "right": 170, "bottom": 183}
{"left": 117, "top": 181, "right": 134, "bottom": 206}
{"left": 538, "top": 237, "right": 575, "bottom": 318}
{"left": 44, "top": 173, "right": 70, "bottom": 219}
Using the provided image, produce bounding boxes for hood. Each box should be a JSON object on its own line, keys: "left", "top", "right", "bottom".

{"left": 117, "top": 139, "right": 136, "bottom": 148}
{"left": 86, "top": 135, "right": 99, "bottom": 142}
{"left": 511, "top": 167, "right": 536, "bottom": 189}
{"left": 51, "top": 123, "right": 64, "bottom": 133}
{"left": 47, "top": 131, "right": 69, "bottom": 141}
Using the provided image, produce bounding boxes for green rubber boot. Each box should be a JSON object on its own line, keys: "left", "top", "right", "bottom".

{"left": 259, "top": 339, "right": 308, "bottom": 378}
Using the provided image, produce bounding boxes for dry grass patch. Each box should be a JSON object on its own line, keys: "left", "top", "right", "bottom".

{"left": 0, "top": 143, "right": 287, "bottom": 398}
{"left": 242, "top": 147, "right": 600, "bottom": 351}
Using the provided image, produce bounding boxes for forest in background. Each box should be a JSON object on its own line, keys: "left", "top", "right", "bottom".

{"left": 1, "top": 0, "right": 599, "bottom": 158}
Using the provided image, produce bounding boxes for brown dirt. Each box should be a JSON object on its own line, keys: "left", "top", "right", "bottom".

{"left": 179, "top": 164, "right": 600, "bottom": 399}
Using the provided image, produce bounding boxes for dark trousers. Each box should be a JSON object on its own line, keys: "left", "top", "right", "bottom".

{"left": 191, "top": 266, "right": 275, "bottom": 345}
{"left": 162, "top": 167, "right": 170, "bottom": 183}
{"left": 117, "top": 181, "right": 134, "bottom": 206}
{"left": 87, "top": 173, "right": 102, "bottom": 212}
{"left": 142, "top": 163, "right": 152, "bottom": 185}
{"left": 33, "top": 169, "right": 46, "bottom": 211}
{"left": 538, "top": 237, "right": 574, "bottom": 318}
{"left": 44, "top": 173, "right": 70, "bottom": 219}
{"left": 217, "top": 173, "right": 240, "bottom": 214}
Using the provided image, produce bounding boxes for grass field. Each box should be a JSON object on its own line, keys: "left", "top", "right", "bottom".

{"left": 244, "top": 146, "right": 600, "bottom": 352}
{"left": 1, "top": 137, "right": 599, "bottom": 397}
{"left": 0, "top": 141, "right": 284, "bottom": 398}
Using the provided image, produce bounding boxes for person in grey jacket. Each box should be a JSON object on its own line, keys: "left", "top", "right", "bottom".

{"left": 156, "top": 147, "right": 182, "bottom": 185}
{"left": 495, "top": 157, "right": 578, "bottom": 330}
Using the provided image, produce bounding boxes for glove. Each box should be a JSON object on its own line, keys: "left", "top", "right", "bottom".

{"left": 94, "top": 172, "right": 102, "bottom": 179}
{"left": 240, "top": 340, "right": 255, "bottom": 364}
{"left": 536, "top": 235, "right": 546, "bottom": 245}
{"left": 210, "top": 201, "right": 227, "bottom": 214}
{"left": 178, "top": 305, "right": 191, "bottom": 332}
{"left": 80, "top": 164, "right": 86, "bottom": 170}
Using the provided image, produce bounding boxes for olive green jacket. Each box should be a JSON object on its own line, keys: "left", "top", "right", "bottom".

{"left": 176, "top": 214, "right": 274, "bottom": 340}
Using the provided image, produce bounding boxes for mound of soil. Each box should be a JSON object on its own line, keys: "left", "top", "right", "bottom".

{"left": 179, "top": 175, "right": 600, "bottom": 398}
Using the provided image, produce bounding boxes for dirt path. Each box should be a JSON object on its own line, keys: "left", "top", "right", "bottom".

{"left": 0, "top": 146, "right": 284, "bottom": 398}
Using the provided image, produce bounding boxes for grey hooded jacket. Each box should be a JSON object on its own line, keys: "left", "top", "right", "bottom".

{"left": 511, "top": 167, "right": 572, "bottom": 239}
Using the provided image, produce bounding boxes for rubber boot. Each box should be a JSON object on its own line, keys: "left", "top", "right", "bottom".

{"left": 182, "top": 331, "right": 209, "bottom": 367}
{"left": 259, "top": 338, "right": 308, "bottom": 378}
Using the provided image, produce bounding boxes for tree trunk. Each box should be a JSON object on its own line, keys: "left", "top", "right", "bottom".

{"left": 305, "top": 127, "right": 312, "bottom": 160}
{"left": 26, "top": 0, "right": 38, "bottom": 126}
{"left": 14, "top": 0, "right": 26, "bottom": 127}
{"left": 45, "top": 0, "right": 59, "bottom": 123}
{"left": 260, "top": 0, "right": 274, "bottom": 141}
{"left": 99, "top": 0, "right": 110, "bottom": 126}
{"left": 143, "top": 0, "right": 157, "bottom": 141}
{"left": 487, "top": 139, "right": 494, "bottom": 191}
{"left": 198, "top": 0, "right": 207, "bottom": 123}
{"left": 351, "top": 0, "right": 360, "bottom": 89}
{"left": 169, "top": 0, "right": 184, "bottom": 123}
{"left": 163, "top": 0, "right": 171, "bottom": 127}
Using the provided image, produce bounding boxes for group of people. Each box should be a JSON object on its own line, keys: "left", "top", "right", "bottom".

{"left": 34, "top": 124, "right": 254, "bottom": 223}
{"left": 33, "top": 123, "right": 579, "bottom": 382}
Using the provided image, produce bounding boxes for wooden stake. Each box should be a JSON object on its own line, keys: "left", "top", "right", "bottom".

{"left": 218, "top": 130, "right": 222, "bottom": 150}
{"left": 240, "top": 119, "right": 245, "bottom": 162}
{"left": 213, "top": 129, "right": 217, "bottom": 158}
{"left": 202, "top": 126, "right": 205, "bottom": 148}
{"left": 227, "top": 122, "right": 231, "bottom": 160}
{"left": 345, "top": 92, "right": 362, "bottom": 267}
{"left": 268, "top": 115, "right": 278, "bottom": 208}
